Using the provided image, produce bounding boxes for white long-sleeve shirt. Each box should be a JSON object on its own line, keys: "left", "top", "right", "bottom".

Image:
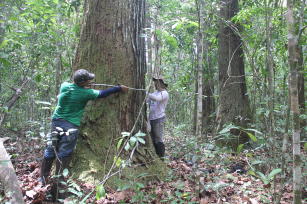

{"left": 148, "top": 90, "right": 169, "bottom": 120}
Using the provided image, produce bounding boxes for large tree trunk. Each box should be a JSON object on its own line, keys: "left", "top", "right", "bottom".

{"left": 216, "top": 0, "right": 251, "bottom": 148}
{"left": 72, "top": 0, "right": 165, "bottom": 186}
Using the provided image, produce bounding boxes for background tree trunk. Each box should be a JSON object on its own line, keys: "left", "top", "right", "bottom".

{"left": 195, "top": 0, "right": 204, "bottom": 137}
{"left": 286, "top": 0, "right": 302, "bottom": 202}
{"left": 264, "top": 0, "right": 276, "bottom": 139}
{"left": 216, "top": 0, "right": 251, "bottom": 148}
{"left": 297, "top": 0, "right": 305, "bottom": 140}
{"left": 72, "top": 0, "right": 165, "bottom": 186}
{"left": 150, "top": 3, "right": 161, "bottom": 75}
{"left": 202, "top": 4, "right": 215, "bottom": 134}
{"left": 145, "top": 1, "right": 153, "bottom": 76}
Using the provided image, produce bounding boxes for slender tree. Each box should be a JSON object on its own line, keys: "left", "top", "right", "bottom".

{"left": 72, "top": 0, "right": 165, "bottom": 186}
{"left": 297, "top": 0, "right": 305, "bottom": 140}
{"left": 195, "top": 0, "right": 204, "bottom": 137}
{"left": 264, "top": 0, "right": 277, "bottom": 139}
{"left": 202, "top": 2, "right": 215, "bottom": 134}
{"left": 286, "top": 0, "right": 302, "bottom": 202}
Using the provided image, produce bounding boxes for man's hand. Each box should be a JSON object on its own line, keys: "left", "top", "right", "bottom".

{"left": 120, "top": 85, "right": 129, "bottom": 93}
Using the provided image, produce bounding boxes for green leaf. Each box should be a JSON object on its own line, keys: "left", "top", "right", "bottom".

{"left": 304, "top": 142, "right": 307, "bottom": 151}
{"left": 247, "top": 170, "right": 257, "bottom": 176}
{"left": 62, "top": 168, "right": 69, "bottom": 177}
{"left": 95, "top": 185, "right": 106, "bottom": 200}
{"left": 134, "top": 131, "right": 146, "bottom": 137}
{"left": 0, "top": 57, "right": 11, "bottom": 67}
{"left": 68, "top": 187, "right": 83, "bottom": 197}
{"left": 121, "top": 132, "right": 130, "bottom": 138}
{"left": 219, "top": 124, "right": 238, "bottom": 135}
{"left": 34, "top": 74, "right": 42, "bottom": 83}
{"left": 251, "top": 160, "right": 263, "bottom": 165}
{"left": 69, "top": 181, "right": 81, "bottom": 191}
{"left": 236, "top": 144, "right": 244, "bottom": 153}
{"left": 137, "top": 137, "right": 146, "bottom": 144}
{"left": 246, "top": 132, "right": 257, "bottom": 142}
{"left": 268, "top": 168, "right": 282, "bottom": 180}
{"left": 256, "top": 171, "right": 269, "bottom": 184}
{"left": 117, "top": 138, "right": 123, "bottom": 150}
{"left": 129, "top": 136, "right": 137, "bottom": 146}
{"left": 80, "top": 191, "right": 93, "bottom": 203}
{"left": 114, "top": 156, "right": 122, "bottom": 167}
{"left": 0, "top": 40, "right": 9, "bottom": 49}
{"left": 124, "top": 142, "right": 130, "bottom": 151}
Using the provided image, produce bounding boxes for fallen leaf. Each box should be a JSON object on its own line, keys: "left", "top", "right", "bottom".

{"left": 26, "top": 190, "right": 36, "bottom": 199}
{"left": 249, "top": 198, "right": 258, "bottom": 204}
{"left": 200, "top": 197, "right": 209, "bottom": 204}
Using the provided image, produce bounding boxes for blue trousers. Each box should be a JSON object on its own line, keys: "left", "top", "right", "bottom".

{"left": 44, "top": 118, "right": 79, "bottom": 159}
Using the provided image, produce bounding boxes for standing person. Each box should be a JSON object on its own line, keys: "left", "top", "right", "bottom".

{"left": 148, "top": 76, "right": 169, "bottom": 159}
{"left": 39, "top": 69, "right": 128, "bottom": 200}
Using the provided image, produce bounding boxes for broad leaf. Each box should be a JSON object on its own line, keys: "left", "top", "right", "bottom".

{"left": 134, "top": 131, "right": 146, "bottom": 137}
{"left": 129, "top": 136, "right": 137, "bottom": 146}
{"left": 268, "top": 168, "right": 282, "bottom": 180}
{"left": 95, "top": 185, "right": 106, "bottom": 200}
{"left": 62, "top": 168, "right": 69, "bottom": 177}
{"left": 236, "top": 144, "right": 244, "bottom": 153}
{"left": 137, "top": 137, "right": 146, "bottom": 144}
{"left": 246, "top": 132, "right": 257, "bottom": 142}
{"left": 124, "top": 143, "right": 130, "bottom": 151}
{"left": 121, "top": 132, "right": 130, "bottom": 138}
{"left": 117, "top": 138, "right": 123, "bottom": 150}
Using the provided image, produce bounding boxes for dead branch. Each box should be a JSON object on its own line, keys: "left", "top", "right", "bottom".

{"left": 0, "top": 77, "right": 30, "bottom": 127}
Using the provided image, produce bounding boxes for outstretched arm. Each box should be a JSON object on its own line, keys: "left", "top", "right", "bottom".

{"left": 97, "top": 85, "right": 128, "bottom": 98}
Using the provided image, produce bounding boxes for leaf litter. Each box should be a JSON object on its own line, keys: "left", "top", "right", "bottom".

{"left": 1, "top": 130, "right": 305, "bottom": 203}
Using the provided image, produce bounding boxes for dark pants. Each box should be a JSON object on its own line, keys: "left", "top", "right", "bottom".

{"left": 44, "top": 118, "right": 79, "bottom": 159}
{"left": 150, "top": 117, "right": 165, "bottom": 145}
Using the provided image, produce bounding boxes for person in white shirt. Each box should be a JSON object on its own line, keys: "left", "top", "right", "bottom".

{"left": 148, "top": 76, "right": 169, "bottom": 159}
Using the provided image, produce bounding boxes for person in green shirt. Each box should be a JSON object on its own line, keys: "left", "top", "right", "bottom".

{"left": 40, "top": 69, "right": 128, "bottom": 200}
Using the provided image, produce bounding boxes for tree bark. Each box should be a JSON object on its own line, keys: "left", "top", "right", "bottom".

{"left": 0, "top": 137, "right": 25, "bottom": 204}
{"left": 72, "top": 0, "right": 165, "bottom": 186}
{"left": 195, "top": 0, "right": 204, "bottom": 137}
{"left": 264, "top": 0, "right": 276, "bottom": 139}
{"left": 152, "top": 4, "right": 161, "bottom": 75}
{"left": 216, "top": 0, "right": 251, "bottom": 148}
{"left": 297, "top": 1, "right": 305, "bottom": 140}
{"left": 202, "top": 7, "right": 215, "bottom": 134}
{"left": 286, "top": 0, "right": 302, "bottom": 202}
{"left": 145, "top": 1, "right": 153, "bottom": 76}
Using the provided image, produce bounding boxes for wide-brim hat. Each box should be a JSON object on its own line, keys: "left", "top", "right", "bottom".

{"left": 152, "top": 76, "right": 168, "bottom": 87}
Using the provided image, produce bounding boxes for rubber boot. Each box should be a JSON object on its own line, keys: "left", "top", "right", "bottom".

{"left": 51, "top": 156, "right": 72, "bottom": 202}
{"left": 153, "top": 143, "right": 158, "bottom": 155}
{"left": 39, "top": 158, "right": 54, "bottom": 186}
{"left": 156, "top": 142, "right": 165, "bottom": 159}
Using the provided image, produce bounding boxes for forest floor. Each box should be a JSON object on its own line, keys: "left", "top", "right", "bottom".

{"left": 0, "top": 128, "right": 305, "bottom": 203}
